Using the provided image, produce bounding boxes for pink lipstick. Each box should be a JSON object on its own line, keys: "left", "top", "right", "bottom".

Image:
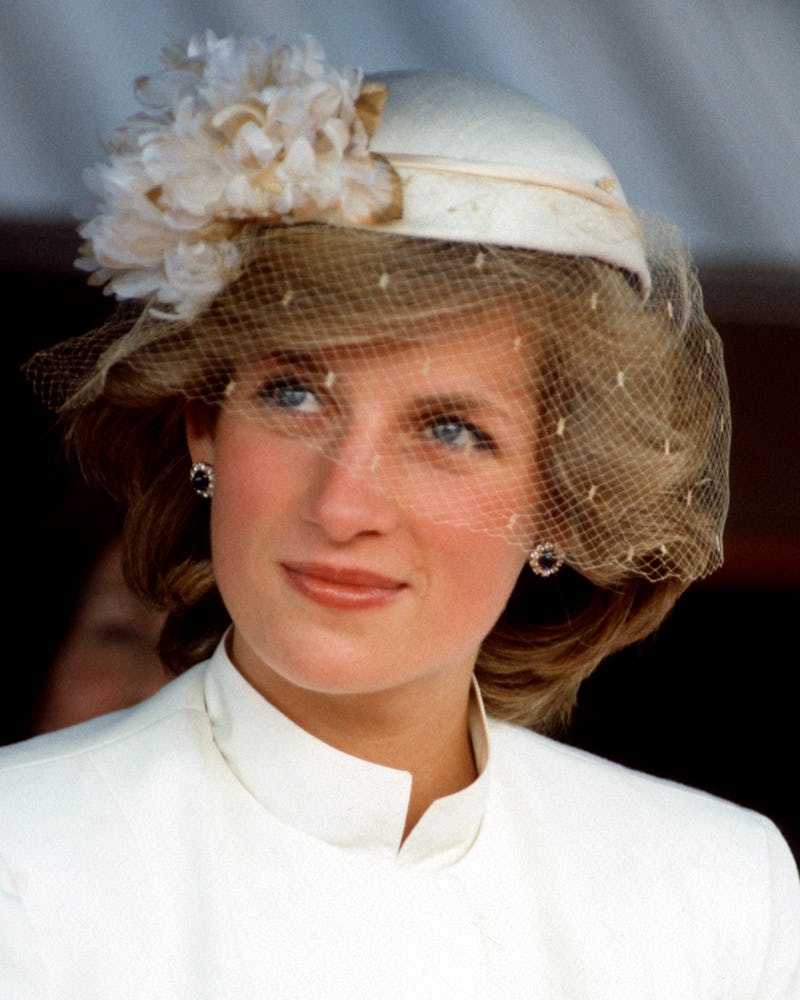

{"left": 281, "top": 563, "right": 406, "bottom": 610}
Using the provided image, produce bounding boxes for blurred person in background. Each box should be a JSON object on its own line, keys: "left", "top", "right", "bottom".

{"left": 2, "top": 478, "right": 166, "bottom": 745}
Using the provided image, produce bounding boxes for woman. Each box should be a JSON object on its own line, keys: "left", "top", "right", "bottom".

{"left": 2, "top": 480, "right": 166, "bottom": 745}
{"left": 2, "top": 31, "right": 797, "bottom": 998}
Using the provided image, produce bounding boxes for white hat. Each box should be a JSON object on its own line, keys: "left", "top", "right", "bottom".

{"left": 73, "top": 35, "right": 652, "bottom": 319}
{"left": 370, "top": 71, "right": 650, "bottom": 295}
{"left": 28, "top": 34, "right": 728, "bottom": 587}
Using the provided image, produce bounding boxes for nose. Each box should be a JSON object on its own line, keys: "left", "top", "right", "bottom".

{"left": 301, "top": 422, "right": 401, "bottom": 542}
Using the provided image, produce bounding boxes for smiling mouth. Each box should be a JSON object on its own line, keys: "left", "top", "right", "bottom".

{"left": 281, "top": 563, "right": 407, "bottom": 610}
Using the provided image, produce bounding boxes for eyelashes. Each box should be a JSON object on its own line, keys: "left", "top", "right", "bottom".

{"left": 257, "top": 375, "right": 322, "bottom": 414}
{"left": 420, "top": 413, "right": 498, "bottom": 452}
{"left": 253, "top": 370, "right": 499, "bottom": 456}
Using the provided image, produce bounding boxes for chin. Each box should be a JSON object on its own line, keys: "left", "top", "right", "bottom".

{"left": 237, "top": 630, "right": 402, "bottom": 698}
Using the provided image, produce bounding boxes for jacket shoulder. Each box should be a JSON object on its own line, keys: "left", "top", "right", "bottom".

{"left": 0, "top": 663, "right": 208, "bottom": 807}
{"left": 488, "top": 718, "right": 795, "bottom": 873}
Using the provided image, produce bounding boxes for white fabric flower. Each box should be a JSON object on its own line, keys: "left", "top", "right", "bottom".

{"left": 78, "top": 31, "right": 401, "bottom": 319}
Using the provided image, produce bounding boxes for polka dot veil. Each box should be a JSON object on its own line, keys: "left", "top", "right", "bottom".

{"left": 24, "top": 31, "right": 730, "bottom": 586}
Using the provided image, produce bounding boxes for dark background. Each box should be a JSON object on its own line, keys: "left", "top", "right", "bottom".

{"left": 4, "top": 221, "right": 799, "bottom": 859}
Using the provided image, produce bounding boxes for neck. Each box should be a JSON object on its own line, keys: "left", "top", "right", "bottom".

{"left": 232, "top": 651, "right": 478, "bottom": 839}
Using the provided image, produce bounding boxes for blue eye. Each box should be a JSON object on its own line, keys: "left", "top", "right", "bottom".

{"left": 425, "top": 414, "right": 496, "bottom": 452}
{"left": 257, "top": 376, "right": 321, "bottom": 413}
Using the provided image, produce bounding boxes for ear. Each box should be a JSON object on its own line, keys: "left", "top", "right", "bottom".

{"left": 184, "top": 401, "right": 217, "bottom": 465}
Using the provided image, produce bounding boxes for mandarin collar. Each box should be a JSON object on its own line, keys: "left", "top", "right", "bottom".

{"left": 203, "top": 642, "right": 490, "bottom": 870}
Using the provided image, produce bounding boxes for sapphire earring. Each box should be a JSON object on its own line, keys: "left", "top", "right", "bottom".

{"left": 190, "top": 462, "right": 215, "bottom": 499}
{"left": 528, "top": 543, "right": 564, "bottom": 578}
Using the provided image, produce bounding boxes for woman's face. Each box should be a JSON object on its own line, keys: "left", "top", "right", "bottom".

{"left": 34, "top": 540, "right": 167, "bottom": 735}
{"left": 187, "top": 312, "right": 537, "bottom": 705}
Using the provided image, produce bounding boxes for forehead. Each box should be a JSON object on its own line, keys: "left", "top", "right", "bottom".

{"left": 246, "top": 308, "right": 533, "bottom": 395}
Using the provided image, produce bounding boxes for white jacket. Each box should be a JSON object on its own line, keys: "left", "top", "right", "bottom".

{"left": 1, "top": 643, "right": 798, "bottom": 998}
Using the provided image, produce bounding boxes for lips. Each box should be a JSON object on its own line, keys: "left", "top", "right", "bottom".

{"left": 281, "top": 562, "right": 407, "bottom": 610}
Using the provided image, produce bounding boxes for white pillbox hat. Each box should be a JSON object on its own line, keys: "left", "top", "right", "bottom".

{"left": 370, "top": 71, "right": 650, "bottom": 295}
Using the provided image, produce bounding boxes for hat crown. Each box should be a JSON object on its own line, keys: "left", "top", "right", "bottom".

{"left": 364, "top": 70, "right": 647, "bottom": 293}
{"left": 370, "top": 70, "right": 628, "bottom": 206}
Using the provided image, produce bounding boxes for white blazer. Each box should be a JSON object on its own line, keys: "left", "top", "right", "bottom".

{"left": 1, "top": 643, "right": 798, "bottom": 998}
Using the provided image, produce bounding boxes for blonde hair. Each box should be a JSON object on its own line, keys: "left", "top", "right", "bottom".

{"left": 62, "top": 224, "right": 725, "bottom": 730}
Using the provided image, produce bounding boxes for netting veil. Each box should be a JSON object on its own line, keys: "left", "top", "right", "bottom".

{"left": 26, "top": 32, "right": 730, "bottom": 585}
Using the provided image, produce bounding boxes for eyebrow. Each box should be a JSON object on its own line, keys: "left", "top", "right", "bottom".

{"left": 258, "top": 351, "right": 332, "bottom": 376}
{"left": 247, "top": 355, "right": 519, "bottom": 425}
{"left": 411, "top": 393, "right": 514, "bottom": 424}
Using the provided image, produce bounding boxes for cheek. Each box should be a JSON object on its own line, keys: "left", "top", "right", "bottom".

{"left": 432, "top": 526, "right": 527, "bottom": 641}
{"left": 207, "top": 429, "right": 327, "bottom": 631}
{"left": 210, "top": 427, "right": 302, "bottom": 543}
{"left": 388, "top": 472, "right": 537, "bottom": 555}
{"left": 420, "top": 470, "right": 534, "bottom": 584}
{"left": 420, "top": 444, "right": 539, "bottom": 544}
